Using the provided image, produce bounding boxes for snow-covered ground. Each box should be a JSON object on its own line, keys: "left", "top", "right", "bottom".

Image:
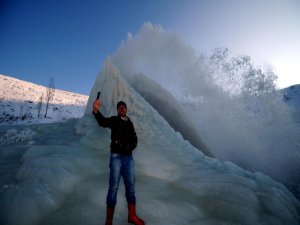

{"left": 1, "top": 59, "right": 299, "bottom": 225}
{"left": 0, "top": 74, "right": 88, "bottom": 124}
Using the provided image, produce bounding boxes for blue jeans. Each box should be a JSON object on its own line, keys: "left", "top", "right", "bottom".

{"left": 106, "top": 153, "right": 136, "bottom": 207}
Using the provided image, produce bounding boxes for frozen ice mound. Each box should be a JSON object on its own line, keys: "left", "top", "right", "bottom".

{"left": 0, "top": 59, "right": 299, "bottom": 225}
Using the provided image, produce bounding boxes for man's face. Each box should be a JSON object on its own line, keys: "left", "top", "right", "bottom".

{"left": 117, "top": 105, "right": 127, "bottom": 117}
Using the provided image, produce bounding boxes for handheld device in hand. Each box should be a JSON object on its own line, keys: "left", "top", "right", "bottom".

{"left": 96, "top": 92, "right": 101, "bottom": 100}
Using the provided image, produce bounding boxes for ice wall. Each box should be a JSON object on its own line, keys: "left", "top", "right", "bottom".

{"left": 85, "top": 58, "right": 147, "bottom": 118}
{"left": 86, "top": 66, "right": 213, "bottom": 157}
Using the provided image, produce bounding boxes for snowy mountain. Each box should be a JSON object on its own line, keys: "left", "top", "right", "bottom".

{"left": 0, "top": 74, "right": 88, "bottom": 124}
{"left": 1, "top": 59, "right": 299, "bottom": 225}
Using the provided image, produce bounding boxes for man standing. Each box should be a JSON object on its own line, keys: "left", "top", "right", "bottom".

{"left": 93, "top": 99, "right": 145, "bottom": 225}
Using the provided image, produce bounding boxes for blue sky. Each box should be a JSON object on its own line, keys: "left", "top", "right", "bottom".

{"left": 1, "top": 0, "right": 299, "bottom": 95}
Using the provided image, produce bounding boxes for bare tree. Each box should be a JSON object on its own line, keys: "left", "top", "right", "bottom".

{"left": 37, "top": 93, "right": 43, "bottom": 119}
{"left": 45, "top": 78, "right": 55, "bottom": 118}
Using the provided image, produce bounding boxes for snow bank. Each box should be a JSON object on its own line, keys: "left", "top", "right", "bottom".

{"left": 0, "top": 74, "right": 88, "bottom": 125}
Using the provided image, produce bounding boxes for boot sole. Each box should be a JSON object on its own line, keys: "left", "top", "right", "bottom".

{"left": 128, "top": 220, "right": 145, "bottom": 225}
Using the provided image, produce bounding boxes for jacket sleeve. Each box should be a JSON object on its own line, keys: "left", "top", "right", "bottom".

{"left": 93, "top": 110, "right": 112, "bottom": 128}
{"left": 133, "top": 131, "right": 138, "bottom": 150}
{"left": 129, "top": 121, "right": 138, "bottom": 151}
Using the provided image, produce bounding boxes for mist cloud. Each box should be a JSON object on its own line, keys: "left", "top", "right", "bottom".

{"left": 110, "top": 22, "right": 300, "bottom": 198}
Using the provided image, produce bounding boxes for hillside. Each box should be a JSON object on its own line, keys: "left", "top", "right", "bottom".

{"left": 0, "top": 74, "right": 88, "bottom": 124}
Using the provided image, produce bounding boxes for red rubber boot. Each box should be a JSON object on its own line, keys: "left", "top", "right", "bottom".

{"left": 128, "top": 203, "right": 145, "bottom": 225}
{"left": 105, "top": 207, "right": 115, "bottom": 225}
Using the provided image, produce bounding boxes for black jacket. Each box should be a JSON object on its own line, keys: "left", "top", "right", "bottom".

{"left": 93, "top": 111, "right": 138, "bottom": 154}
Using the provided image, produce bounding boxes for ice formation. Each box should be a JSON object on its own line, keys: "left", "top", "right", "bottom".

{"left": 1, "top": 59, "right": 299, "bottom": 225}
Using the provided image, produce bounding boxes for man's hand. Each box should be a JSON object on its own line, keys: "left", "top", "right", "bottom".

{"left": 93, "top": 99, "right": 101, "bottom": 114}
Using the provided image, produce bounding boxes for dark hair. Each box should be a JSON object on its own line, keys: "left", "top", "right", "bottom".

{"left": 117, "top": 101, "right": 127, "bottom": 108}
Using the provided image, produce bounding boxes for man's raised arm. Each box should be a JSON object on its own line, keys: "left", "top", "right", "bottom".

{"left": 92, "top": 99, "right": 111, "bottom": 128}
